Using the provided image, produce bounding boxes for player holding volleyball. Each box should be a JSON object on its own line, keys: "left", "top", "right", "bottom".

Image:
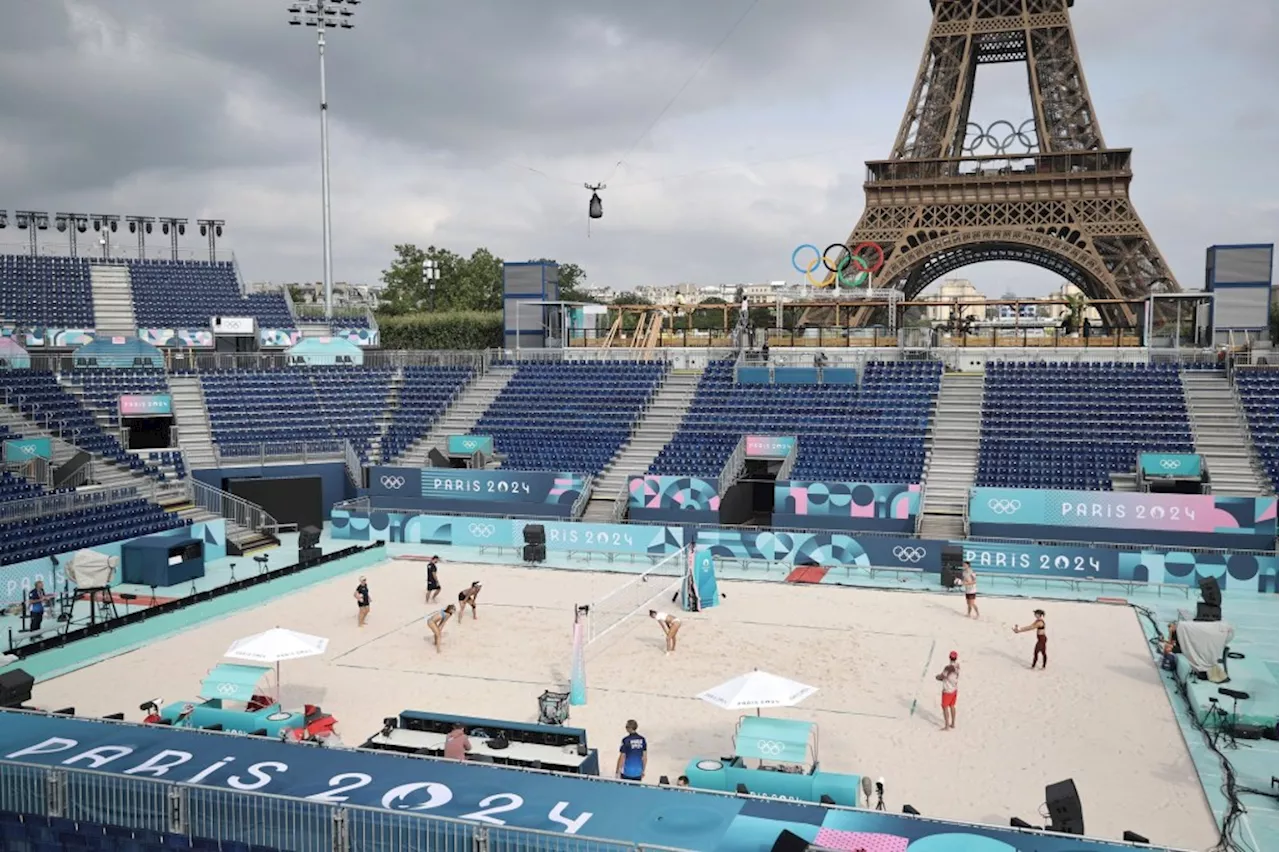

{"left": 649, "top": 610, "right": 681, "bottom": 654}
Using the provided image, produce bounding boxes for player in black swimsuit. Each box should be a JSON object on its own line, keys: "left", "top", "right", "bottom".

{"left": 425, "top": 556, "right": 442, "bottom": 603}
{"left": 353, "top": 577, "right": 371, "bottom": 627}
{"left": 1013, "top": 608, "right": 1048, "bottom": 669}
{"left": 457, "top": 582, "right": 482, "bottom": 621}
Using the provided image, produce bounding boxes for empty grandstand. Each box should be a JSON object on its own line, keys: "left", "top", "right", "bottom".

{"left": 1237, "top": 367, "right": 1279, "bottom": 492}
{"left": 649, "top": 359, "right": 940, "bottom": 483}
{"left": 474, "top": 360, "right": 667, "bottom": 474}
{"left": 379, "top": 365, "right": 475, "bottom": 462}
{"left": 63, "top": 367, "right": 169, "bottom": 428}
{"left": 0, "top": 255, "right": 94, "bottom": 327}
{"left": 0, "top": 371, "right": 140, "bottom": 465}
{"left": 976, "top": 362, "right": 1194, "bottom": 491}
{"left": 126, "top": 259, "right": 293, "bottom": 329}
{"left": 0, "top": 496, "right": 185, "bottom": 565}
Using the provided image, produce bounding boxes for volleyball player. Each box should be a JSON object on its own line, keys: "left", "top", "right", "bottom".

{"left": 649, "top": 610, "right": 681, "bottom": 654}
{"left": 427, "top": 605, "right": 456, "bottom": 653}
{"left": 425, "top": 555, "right": 442, "bottom": 603}
{"left": 353, "top": 577, "right": 371, "bottom": 627}
{"left": 1013, "top": 608, "right": 1048, "bottom": 669}
{"left": 457, "top": 582, "right": 482, "bottom": 620}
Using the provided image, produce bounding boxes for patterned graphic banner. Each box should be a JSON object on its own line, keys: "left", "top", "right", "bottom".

{"left": 259, "top": 328, "right": 303, "bottom": 348}
{"left": 119, "top": 394, "right": 173, "bottom": 417}
{"left": 447, "top": 435, "right": 494, "bottom": 456}
{"left": 367, "top": 467, "right": 587, "bottom": 518}
{"left": 696, "top": 528, "right": 944, "bottom": 572}
{"left": 136, "top": 328, "right": 215, "bottom": 348}
{"left": 969, "top": 487, "right": 1278, "bottom": 549}
{"left": 744, "top": 435, "right": 796, "bottom": 459}
{"left": 774, "top": 481, "right": 920, "bottom": 533}
{"left": 3, "top": 437, "right": 52, "bottom": 463}
{"left": 1139, "top": 453, "right": 1202, "bottom": 478}
{"left": 330, "top": 509, "right": 683, "bottom": 557}
{"left": 330, "top": 327, "right": 380, "bottom": 347}
{"left": 627, "top": 475, "right": 720, "bottom": 524}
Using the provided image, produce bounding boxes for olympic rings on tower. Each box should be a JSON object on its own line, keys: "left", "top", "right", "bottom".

{"left": 962, "top": 119, "right": 1038, "bottom": 156}
{"left": 790, "top": 242, "right": 885, "bottom": 289}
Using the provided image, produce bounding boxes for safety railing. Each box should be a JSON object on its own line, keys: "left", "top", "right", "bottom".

{"left": 214, "top": 441, "right": 346, "bottom": 465}
{"left": 718, "top": 437, "right": 747, "bottom": 496}
{"left": 610, "top": 483, "right": 630, "bottom": 522}
{"left": 230, "top": 252, "right": 248, "bottom": 297}
{"left": 775, "top": 442, "right": 799, "bottom": 483}
{"left": 0, "top": 485, "right": 141, "bottom": 523}
{"left": 183, "top": 477, "right": 280, "bottom": 534}
{"left": 332, "top": 495, "right": 372, "bottom": 515}
{"left": 0, "top": 759, "right": 690, "bottom": 852}
{"left": 279, "top": 280, "right": 298, "bottom": 322}
{"left": 343, "top": 440, "right": 364, "bottom": 489}
{"left": 570, "top": 474, "right": 594, "bottom": 519}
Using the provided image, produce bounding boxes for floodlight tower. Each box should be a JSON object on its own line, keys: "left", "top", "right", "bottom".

{"left": 157, "top": 217, "right": 188, "bottom": 261}
{"left": 126, "top": 216, "right": 156, "bottom": 259}
{"left": 54, "top": 213, "right": 90, "bottom": 257}
{"left": 288, "top": 0, "right": 359, "bottom": 320}
{"left": 90, "top": 215, "right": 120, "bottom": 259}
{"left": 14, "top": 211, "right": 49, "bottom": 256}
{"left": 197, "top": 219, "right": 226, "bottom": 262}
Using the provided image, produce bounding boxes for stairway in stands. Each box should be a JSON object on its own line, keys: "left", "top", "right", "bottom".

{"left": 1180, "top": 371, "right": 1269, "bottom": 496}
{"left": 88, "top": 263, "right": 137, "bottom": 337}
{"left": 397, "top": 367, "right": 516, "bottom": 466}
{"left": 580, "top": 367, "right": 704, "bottom": 521}
{"left": 918, "top": 372, "right": 984, "bottom": 539}
{"left": 168, "top": 376, "right": 219, "bottom": 469}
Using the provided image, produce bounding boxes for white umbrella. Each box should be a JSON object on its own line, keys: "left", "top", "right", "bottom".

{"left": 696, "top": 669, "right": 818, "bottom": 715}
{"left": 225, "top": 628, "right": 329, "bottom": 701}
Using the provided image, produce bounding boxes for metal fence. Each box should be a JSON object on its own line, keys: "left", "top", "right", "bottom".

{"left": 0, "top": 485, "right": 142, "bottom": 523}
{"left": 184, "top": 478, "right": 280, "bottom": 535}
{"left": 0, "top": 759, "right": 687, "bottom": 852}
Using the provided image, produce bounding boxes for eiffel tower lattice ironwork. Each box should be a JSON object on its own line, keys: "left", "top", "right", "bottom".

{"left": 835, "top": 0, "right": 1177, "bottom": 326}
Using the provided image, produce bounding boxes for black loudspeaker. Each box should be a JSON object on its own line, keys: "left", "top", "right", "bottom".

{"left": 769, "top": 829, "right": 810, "bottom": 852}
{"left": 941, "top": 564, "right": 963, "bottom": 588}
{"left": 1199, "top": 576, "right": 1222, "bottom": 608}
{"left": 523, "top": 544, "right": 546, "bottom": 563}
{"left": 0, "top": 668, "right": 35, "bottom": 708}
{"left": 427, "top": 448, "right": 450, "bottom": 468}
{"left": 523, "top": 525, "right": 546, "bottom": 546}
{"left": 1195, "top": 602, "right": 1222, "bottom": 622}
{"left": 299, "top": 547, "right": 322, "bottom": 563}
{"left": 940, "top": 545, "right": 964, "bottom": 587}
{"left": 299, "top": 526, "right": 321, "bottom": 550}
{"left": 1045, "top": 778, "right": 1084, "bottom": 835}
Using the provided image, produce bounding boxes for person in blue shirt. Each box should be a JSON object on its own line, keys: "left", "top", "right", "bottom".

{"left": 616, "top": 719, "right": 647, "bottom": 781}
{"left": 27, "top": 580, "right": 51, "bottom": 632}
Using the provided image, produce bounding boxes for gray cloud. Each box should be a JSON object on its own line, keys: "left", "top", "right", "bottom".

{"left": 0, "top": 0, "right": 1275, "bottom": 299}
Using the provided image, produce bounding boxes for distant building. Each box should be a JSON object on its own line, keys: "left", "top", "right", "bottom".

{"left": 1045, "top": 282, "right": 1102, "bottom": 324}
{"left": 921, "top": 278, "right": 986, "bottom": 324}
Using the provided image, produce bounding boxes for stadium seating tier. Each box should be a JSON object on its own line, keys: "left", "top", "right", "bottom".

{"left": 0, "top": 255, "right": 94, "bottom": 326}
{"left": 1236, "top": 368, "right": 1278, "bottom": 492}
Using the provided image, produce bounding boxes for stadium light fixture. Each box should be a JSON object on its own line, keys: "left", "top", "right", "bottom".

{"left": 197, "top": 218, "right": 226, "bottom": 262}
{"left": 0, "top": 210, "right": 6, "bottom": 229}
{"left": 287, "top": 0, "right": 360, "bottom": 320}
{"left": 157, "top": 217, "right": 188, "bottom": 261}
{"left": 54, "top": 213, "right": 90, "bottom": 257}
{"left": 14, "top": 211, "right": 48, "bottom": 256}
{"left": 91, "top": 215, "right": 120, "bottom": 258}
{"left": 126, "top": 216, "right": 156, "bottom": 259}
{"left": 422, "top": 258, "right": 440, "bottom": 311}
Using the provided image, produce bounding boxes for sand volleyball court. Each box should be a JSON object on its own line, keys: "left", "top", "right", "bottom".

{"left": 28, "top": 557, "right": 1218, "bottom": 849}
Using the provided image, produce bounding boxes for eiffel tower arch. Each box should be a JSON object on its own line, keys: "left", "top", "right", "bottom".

{"left": 832, "top": 0, "right": 1177, "bottom": 327}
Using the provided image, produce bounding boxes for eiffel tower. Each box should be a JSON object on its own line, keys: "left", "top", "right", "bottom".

{"left": 833, "top": 0, "right": 1177, "bottom": 327}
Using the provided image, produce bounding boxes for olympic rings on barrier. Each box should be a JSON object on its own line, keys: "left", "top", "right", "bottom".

{"left": 1159, "top": 459, "right": 1181, "bottom": 470}
{"left": 380, "top": 476, "right": 407, "bottom": 490}
{"left": 467, "top": 523, "right": 496, "bottom": 538}
{"left": 892, "top": 546, "right": 926, "bottom": 563}
{"left": 790, "top": 242, "right": 885, "bottom": 289}
{"left": 962, "top": 119, "right": 1038, "bottom": 156}
{"left": 986, "top": 499, "right": 1022, "bottom": 515}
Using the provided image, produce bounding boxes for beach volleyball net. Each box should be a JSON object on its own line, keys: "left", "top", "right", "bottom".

{"left": 584, "top": 547, "right": 689, "bottom": 646}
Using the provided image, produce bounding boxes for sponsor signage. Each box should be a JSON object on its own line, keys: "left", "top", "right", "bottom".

{"left": 119, "top": 394, "right": 173, "bottom": 417}
{"left": 3, "top": 437, "right": 52, "bottom": 463}
{"left": 744, "top": 435, "right": 796, "bottom": 460}
{"left": 367, "top": 467, "right": 587, "bottom": 519}
{"left": 446, "top": 435, "right": 495, "bottom": 456}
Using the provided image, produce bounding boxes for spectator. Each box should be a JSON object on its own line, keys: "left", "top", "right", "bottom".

{"left": 443, "top": 723, "right": 472, "bottom": 760}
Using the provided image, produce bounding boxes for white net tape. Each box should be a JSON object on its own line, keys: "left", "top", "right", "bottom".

{"left": 585, "top": 547, "right": 687, "bottom": 646}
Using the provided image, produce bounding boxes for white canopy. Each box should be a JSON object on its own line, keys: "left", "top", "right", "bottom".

{"left": 696, "top": 670, "right": 818, "bottom": 714}
{"left": 225, "top": 628, "right": 329, "bottom": 701}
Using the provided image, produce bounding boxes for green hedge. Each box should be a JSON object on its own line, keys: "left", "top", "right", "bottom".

{"left": 376, "top": 311, "right": 503, "bottom": 350}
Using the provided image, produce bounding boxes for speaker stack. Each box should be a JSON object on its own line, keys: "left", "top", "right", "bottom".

{"left": 298, "top": 526, "right": 322, "bottom": 562}
{"left": 0, "top": 668, "right": 34, "bottom": 709}
{"left": 523, "top": 525, "right": 546, "bottom": 563}
{"left": 1045, "top": 778, "right": 1084, "bottom": 835}
{"left": 1195, "top": 576, "right": 1222, "bottom": 622}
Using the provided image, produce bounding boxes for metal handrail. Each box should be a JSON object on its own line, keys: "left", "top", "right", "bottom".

{"left": 183, "top": 477, "right": 279, "bottom": 534}
{"left": 570, "top": 474, "right": 594, "bottom": 519}
{"left": 215, "top": 440, "right": 345, "bottom": 465}
{"left": 610, "top": 482, "right": 630, "bottom": 522}
{"left": 279, "top": 279, "right": 298, "bottom": 322}
{"left": 718, "top": 436, "right": 747, "bottom": 496}
{"left": 0, "top": 485, "right": 141, "bottom": 523}
{"left": 343, "top": 439, "right": 364, "bottom": 488}
{"left": 230, "top": 252, "right": 247, "bottom": 297}
{"left": 775, "top": 442, "right": 799, "bottom": 482}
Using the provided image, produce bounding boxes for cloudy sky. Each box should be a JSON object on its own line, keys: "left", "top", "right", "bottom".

{"left": 1, "top": 0, "right": 1276, "bottom": 297}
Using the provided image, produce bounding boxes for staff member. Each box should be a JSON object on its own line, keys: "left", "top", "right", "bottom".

{"left": 425, "top": 556, "right": 442, "bottom": 604}
{"left": 443, "top": 722, "right": 472, "bottom": 760}
{"left": 935, "top": 651, "right": 960, "bottom": 730}
{"left": 353, "top": 577, "right": 371, "bottom": 627}
{"left": 616, "top": 719, "right": 647, "bottom": 781}
{"left": 27, "top": 579, "right": 52, "bottom": 632}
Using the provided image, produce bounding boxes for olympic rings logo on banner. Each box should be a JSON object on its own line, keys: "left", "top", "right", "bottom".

{"left": 1160, "top": 459, "right": 1181, "bottom": 470}
{"left": 18, "top": 446, "right": 36, "bottom": 456}
{"left": 380, "top": 476, "right": 406, "bottom": 490}
{"left": 216, "top": 683, "right": 239, "bottom": 696}
{"left": 468, "top": 523, "right": 496, "bottom": 539}
{"left": 461, "top": 439, "right": 479, "bottom": 450}
{"left": 987, "top": 499, "right": 1022, "bottom": 515}
{"left": 892, "top": 546, "right": 926, "bottom": 563}
{"left": 962, "top": 119, "right": 1038, "bottom": 156}
{"left": 756, "top": 740, "right": 785, "bottom": 757}
{"left": 791, "top": 242, "right": 885, "bottom": 289}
